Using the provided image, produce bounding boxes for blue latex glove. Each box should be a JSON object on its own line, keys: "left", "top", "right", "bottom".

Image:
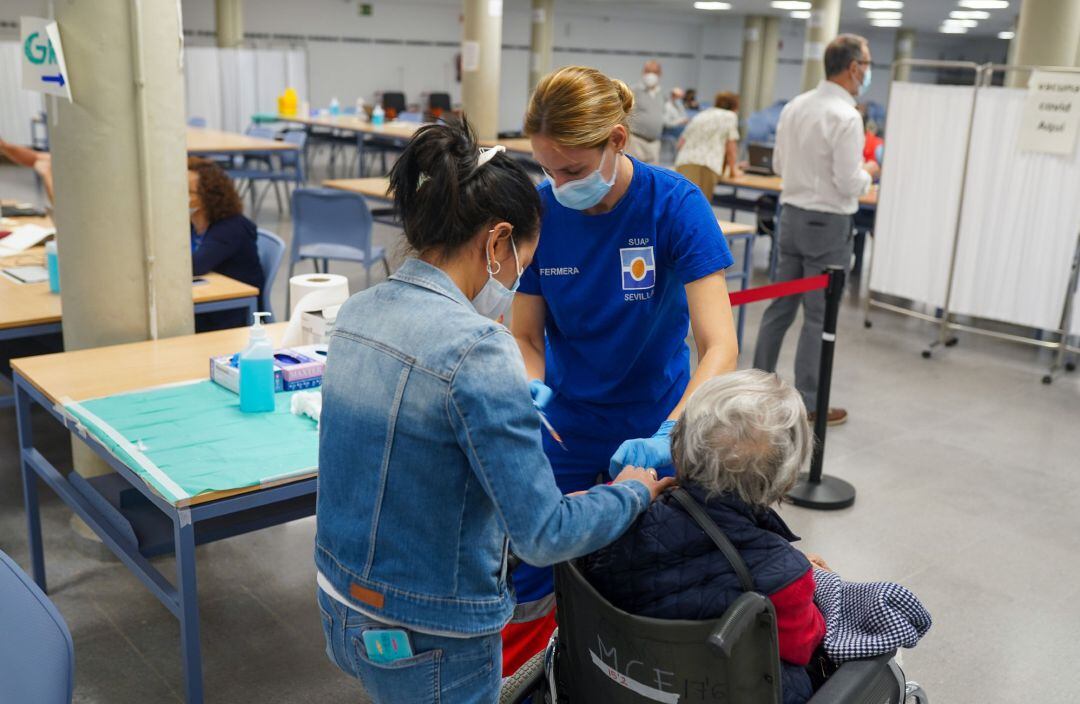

{"left": 608, "top": 419, "right": 677, "bottom": 479}
{"left": 528, "top": 379, "right": 553, "bottom": 410}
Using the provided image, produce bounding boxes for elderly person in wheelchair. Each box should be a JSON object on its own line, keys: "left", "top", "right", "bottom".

{"left": 498, "top": 370, "right": 929, "bottom": 704}
{"left": 583, "top": 369, "right": 823, "bottom": 703}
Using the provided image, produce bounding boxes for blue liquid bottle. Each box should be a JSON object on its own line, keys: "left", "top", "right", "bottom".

{"left": 239, "top": 312, "right": 276, "bottom": 413}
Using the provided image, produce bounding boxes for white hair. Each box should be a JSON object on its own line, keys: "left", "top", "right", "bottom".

{"left": 671, "top": 370, "right": 812, "bottom": 507}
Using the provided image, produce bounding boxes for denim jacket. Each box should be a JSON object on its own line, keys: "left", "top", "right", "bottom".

{"left": 315, "top": 258, "right": 651, "bottom": 636}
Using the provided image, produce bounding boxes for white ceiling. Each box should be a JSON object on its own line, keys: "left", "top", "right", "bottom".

{"left": 574, "top": 0, "right": 1020, "bottom": 37}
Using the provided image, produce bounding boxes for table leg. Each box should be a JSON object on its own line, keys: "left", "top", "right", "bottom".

{"left": 738, "top": 234, "right": 754, "bottom": 348}
{"left": 174, "top": 513, "right": 204, "bottom": 704}
{"left": 14, "top": 379, "right": 46, "bottom": 591}
{"left": 356, "top": 135, "right": 366, "bottom": 178}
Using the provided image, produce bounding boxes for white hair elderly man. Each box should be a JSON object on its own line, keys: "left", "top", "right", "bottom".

{"left": 584, "top": 369, "right": 829, "bottom": 704}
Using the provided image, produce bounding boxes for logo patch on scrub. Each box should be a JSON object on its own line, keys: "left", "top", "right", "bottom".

{"left": 620, "top": 247, "right": 656, "bottom": 291}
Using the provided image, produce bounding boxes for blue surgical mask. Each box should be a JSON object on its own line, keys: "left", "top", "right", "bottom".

{"left": 546, "top": 148, "right": 618, "bottom": 211}
{"left": 471, "top": 230, "right": 521, "bottom": 323}
{"left": 859, "top": 65, "right": 871, "bottom": 96}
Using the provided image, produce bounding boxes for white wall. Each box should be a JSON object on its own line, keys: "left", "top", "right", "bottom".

{"left": 1, "top": 0, "right": 1010, "bottom": 135}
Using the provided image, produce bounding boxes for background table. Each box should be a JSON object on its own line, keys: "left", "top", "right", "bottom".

{"left": 0, "top": 243, "right": 258, "bottom": 407}
{"left": 186, "top": 127, "right": 298, "bottom": 155}
{"left": 12, "top": 323, "right": 318, "bottom": 704}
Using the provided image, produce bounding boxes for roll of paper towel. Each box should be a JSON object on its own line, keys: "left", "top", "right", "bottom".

{"left": 281, "top": 274, "right": 349, "bottom": 347}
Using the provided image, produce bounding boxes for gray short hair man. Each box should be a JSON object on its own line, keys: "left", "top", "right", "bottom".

{"left": 671, "top": 370, "right": 812, "bottom": 507}
{"left": 752, "top": 33, "right": 878, "bottom": 427}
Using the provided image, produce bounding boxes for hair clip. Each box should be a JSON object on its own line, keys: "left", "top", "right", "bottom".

{"left": 416, "top": 172, "right": 430, "bottom": 191}
{"left": 477, "top": 145, "right": 506, "bottom": 167}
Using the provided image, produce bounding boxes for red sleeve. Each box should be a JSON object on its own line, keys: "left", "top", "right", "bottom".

{"left": 768, "top": 567, "right": 825, "bottom": 666}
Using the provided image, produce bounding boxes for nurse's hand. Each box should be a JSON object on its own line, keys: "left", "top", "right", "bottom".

{"left": 612, "top": 466, "right": 676, "bottom": 501}
{"left": 528, "top": 379, "right": 553, "bottom": 410}
{"left": 608, "top": 420, "right": 677, "bottom": 479}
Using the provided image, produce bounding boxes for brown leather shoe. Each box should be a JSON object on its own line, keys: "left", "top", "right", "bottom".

{"left": 808, "top": 408, "right": 848, "bottom": 426}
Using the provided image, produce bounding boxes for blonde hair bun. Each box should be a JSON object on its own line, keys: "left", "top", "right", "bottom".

{"left": 525, "top": 66, "right": 633, "bottom": 150}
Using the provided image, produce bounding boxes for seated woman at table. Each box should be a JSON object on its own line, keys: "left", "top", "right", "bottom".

{"left": 583, "top": 369, "right": 826, "bottom": 704}
{"left": 188, "top": 157, "right": 264, "bottom": 330}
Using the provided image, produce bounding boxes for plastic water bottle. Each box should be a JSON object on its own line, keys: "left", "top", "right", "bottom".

{"left": 45, "top": 240, "right": 60, "bottom": 293}
{"left": 239, "top": 312, "right": 276, "bottom": 413}
{"left": 372, "top": 103, "right": 385, "bottom": 126}
{"left": 355, "top": 97, "right": 366, "bottom": 119}
{"left": 329, "top": 96, "right": 340, "bottom": 116}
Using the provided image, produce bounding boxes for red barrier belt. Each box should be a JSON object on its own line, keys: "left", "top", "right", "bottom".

{"left": 729, "top": 274, "right": 830, "bottom": 307}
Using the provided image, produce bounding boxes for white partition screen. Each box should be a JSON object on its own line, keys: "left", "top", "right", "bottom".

{"left": 184, "top": 47, "right": 308, "bottom": 133}
{"left": 871, "top": 82, "right": 976, "bottom": 309}
{"left": 949, "top": 86, "right": 1080, "bottom": 332}
{"left": 0, "top": 42, "right": 46, "bottom": 146}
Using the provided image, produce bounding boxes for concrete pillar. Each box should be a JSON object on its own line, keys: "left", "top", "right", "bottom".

{"left": 738, "top": 15, "right": 764, "bottom": 125}
{"left": 215, "top": 0, "right": 244, "bottom": 49}
{"left": 50, "top": 1, "right": 193, "bottom": 484}
{"left": 529, "top": 0, "right": 554, "bottom": 93}
{"left": 800, "top": 0, "right": 841, "bottom": 92}
{"left": 462, "top": 0, "right": 502, "bottom": 141}
{"left": 893, "top": 29, "right": 915, "bottom": 82}
{"left": 757, "top": 16, "right": 780, "bottom": 112}
{"left": 1007, "top": 0, "right": 1080, "bottom": 86}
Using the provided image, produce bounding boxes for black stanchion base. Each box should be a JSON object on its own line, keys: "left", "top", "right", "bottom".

{"left": 786, "top": 473, "right": 856, "bottom": 510}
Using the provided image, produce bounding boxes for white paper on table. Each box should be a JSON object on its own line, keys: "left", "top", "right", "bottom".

{"left": 0, "top": 224, "right": 55, "bottom": 256}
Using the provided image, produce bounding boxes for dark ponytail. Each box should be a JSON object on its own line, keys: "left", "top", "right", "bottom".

{"left": 389, "top": 115, "right": 541, "bottom": 257}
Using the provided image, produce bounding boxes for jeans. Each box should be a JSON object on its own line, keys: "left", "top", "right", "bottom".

{"left": 753, "top": 204, "right": 853, "bottom": 409}
{"left": 318, "top": 589, "right": 502, "bottom": 704}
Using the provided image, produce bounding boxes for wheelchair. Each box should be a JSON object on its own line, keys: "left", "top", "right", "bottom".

{"left": 499, "top": 491, "right": 928, "bottom": 704}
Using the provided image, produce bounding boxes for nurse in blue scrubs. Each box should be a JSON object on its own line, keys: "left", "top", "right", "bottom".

{"left": 502, "top": 65, "right": 739, "bottom": 670}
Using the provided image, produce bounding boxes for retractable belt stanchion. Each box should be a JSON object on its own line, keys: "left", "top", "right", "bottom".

{"left": 784, "top": 266, "right": 856, "bottom": 510}
{"left": 727, "top": 266, "right": 854, "bottom": 510}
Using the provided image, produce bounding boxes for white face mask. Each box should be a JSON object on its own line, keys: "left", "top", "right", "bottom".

{"left": 471, "top": 229, "right": 521, "bottom": 323}
{"left": 642, "top": 72, "right": 660, "bottom": 89}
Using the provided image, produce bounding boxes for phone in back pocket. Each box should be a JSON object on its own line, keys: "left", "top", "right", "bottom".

{"left": 362, "top": 629, "right": 414, "bottom": 664}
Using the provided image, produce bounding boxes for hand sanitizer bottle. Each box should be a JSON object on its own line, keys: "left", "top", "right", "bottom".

{"left": 239, "top": 312, "right": 276, "bottom": 413}
{"left": 372, "top": 103, "right": 385, "bottom": 126}
{"left": 329, "top": 96, "right": 340, "bottom": 116}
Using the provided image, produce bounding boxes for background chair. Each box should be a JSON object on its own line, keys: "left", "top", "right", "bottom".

{"left": 0, "top": 549, "right": 75, "bottom": 704}
{"left": 287, "top": 188, "right": 389, "bottom": 309}
{"left": 256, "top": 228, "right": 286, "bottom": 320}
{"left": 428, "top": 92, "right": 452, "bottom": 119}
{"left": 380, "top": 91, "right": 407, "bottom": 120}
{"left": 187, "top": 116, "right": 208, "bottom": 128}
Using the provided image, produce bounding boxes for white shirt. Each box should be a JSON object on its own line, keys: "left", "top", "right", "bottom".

{"left": 663, "top": 99, "right": 688, "bottom": 129}
{"left": 675, "top": 108, "right": 740, "bottom": 176}
{"left": 774, "top": 80, "right": 871, "bottom": 215}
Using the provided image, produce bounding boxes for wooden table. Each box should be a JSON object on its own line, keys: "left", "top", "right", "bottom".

{"left": 186, "top": 127, "right": 298, "bottom": 155}
{"left": 717, "top": 173, "right": 878, "bottom": 209}
{"left": 11, "top": 322, "right": 319, "bottom": 704}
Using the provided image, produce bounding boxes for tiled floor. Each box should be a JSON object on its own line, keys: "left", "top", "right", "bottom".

{"left": 2, "top": 159, "right": 1078, "bottom": 703}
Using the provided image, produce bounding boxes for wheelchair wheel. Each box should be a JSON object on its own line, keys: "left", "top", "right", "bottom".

{"left": 498, "top": 649, "right": 547, "bottom": 704}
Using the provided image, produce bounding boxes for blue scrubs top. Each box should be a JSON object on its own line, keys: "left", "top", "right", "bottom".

{"left": 518, "top": 157, "right": 733, "bottom": 436}
{"left": 512, "top": 157, "right": 734, "bottom": 604}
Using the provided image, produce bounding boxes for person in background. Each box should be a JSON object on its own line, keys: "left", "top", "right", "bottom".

{"left": 315, "top": 117, "right": 673, "bottom": 704}
{"left": 664, "top": 87, "right": 690, "bottom": 130}
{"left": 583, "top": 370, "right": 826, "bottom": 704}
{"left": 507, "top": 65, "right": 739, "bottom": 676}
{"left": 626, "top": 60, "right": 665, "bottom": 164}
{"left": 857, "top": 104, "right": 884, "bottom": 166}
{"left": 0, "top": 138, "right": 53, "bottom": 203}
{"left": 683, "top": 88, "right": 701, "bottom": 112}
{"left": 753, "top": 34, "right": 880, "bottom": 426}
{"left": 188, "top": 157, "right": 264, "bottom": 330}
{"left": 675, "top": 90, "right": 744, "bottom": 198}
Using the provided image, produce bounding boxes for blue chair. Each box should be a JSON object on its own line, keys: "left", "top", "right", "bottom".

{"left": 0, "top": 550, "right": 74, "bottom": 704}
{"left": 250, "top": 130, "right": 308, "bottom": 215}
{"left": 288, "top": 188, "right": 388, "bottom": 309}
{"left": 187, "top": 116, "right": 207, "bottom": 128}
{"left": 256, "top": 228, "right": 286, "bottom": 320}
{"left": 230, "top": 126, "right": 286, "bottom": 213}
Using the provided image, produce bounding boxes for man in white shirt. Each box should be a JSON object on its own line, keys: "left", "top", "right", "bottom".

{"left": 627, "top": 60, "right": 665, "bottom": 164}
{"left": 753, "top": 34, "right": 880, "bottom": 426}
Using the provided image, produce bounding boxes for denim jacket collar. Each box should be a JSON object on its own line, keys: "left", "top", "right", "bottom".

{"left": 390, "top": 258, "right": 474, "bottom": 310}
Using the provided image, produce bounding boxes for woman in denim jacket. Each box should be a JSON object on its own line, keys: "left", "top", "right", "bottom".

{"left": 315, "top": 117, "right": 674, "bottom": 704}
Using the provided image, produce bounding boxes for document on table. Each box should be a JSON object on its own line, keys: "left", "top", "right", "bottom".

{"left": 2, "top": 265, "right": 49, "bottom": 284}
{"left": 0, "top": 224, "right": 55, "bottom": 257}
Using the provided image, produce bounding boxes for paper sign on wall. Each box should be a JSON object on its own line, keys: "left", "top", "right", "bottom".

{"left": 462, "top": 41, "right": 480, "bottom": 72}
{"left": 488, "top": 0, "right": 502, "bottom": 18}
{"left": 745, "top": 27, "right": 760, "bottom": 42}
{"left": 808, "top": 10, "right": 825, "bottom": 28}
{"left": 1018, "top": 70, "right": 1080, "bottom": 156}
{"left": 803, "top": 41, "right": 824, "bottom": 60}
{"left": 21, "top": 16, "right": 71, "bottom": 101}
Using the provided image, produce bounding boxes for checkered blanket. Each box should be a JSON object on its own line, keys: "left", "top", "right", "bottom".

{"left": 812, "top": 568, "right": 932, "bottom": 663}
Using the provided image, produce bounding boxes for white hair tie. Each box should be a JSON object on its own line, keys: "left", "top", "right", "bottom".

{"left": 478, "top": 145, "right": 505, "bottom": 167}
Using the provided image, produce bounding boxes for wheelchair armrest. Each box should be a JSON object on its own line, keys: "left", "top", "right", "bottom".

{"left": 708, "top": 591, "right": 774, "bottom": 658}
{"left": 807, "top": 652, "right": 899, "bottom": 704}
